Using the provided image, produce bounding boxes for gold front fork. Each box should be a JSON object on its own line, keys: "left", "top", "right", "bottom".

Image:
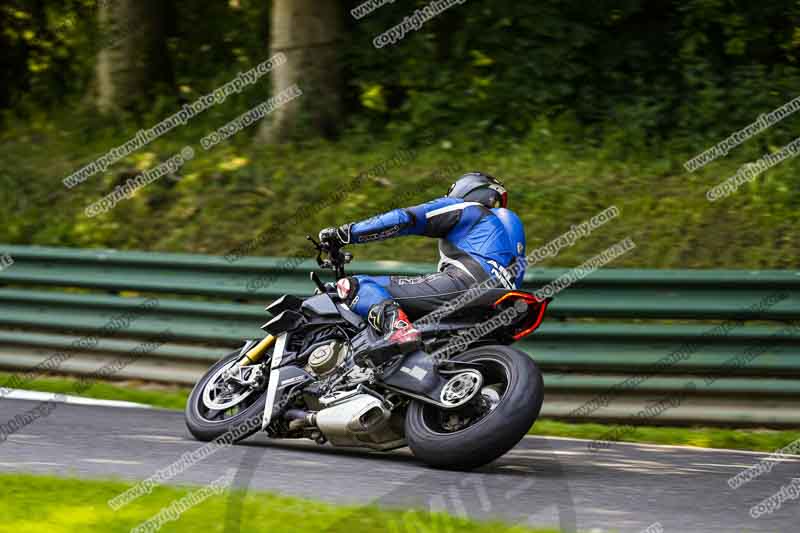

{"left": 238, "top": 335, "right": 276, "bottom": 366}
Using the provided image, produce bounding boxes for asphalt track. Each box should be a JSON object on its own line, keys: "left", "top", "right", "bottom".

{"left": 0, "top": 397, "right": 798, "bottom": 532}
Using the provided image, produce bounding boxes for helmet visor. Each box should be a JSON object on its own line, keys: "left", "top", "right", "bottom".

{"left": 487, "top": 183, "right": 508, "bottom": 208}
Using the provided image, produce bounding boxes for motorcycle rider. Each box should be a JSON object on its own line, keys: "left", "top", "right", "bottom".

{"left": 318, "top": 172, "right": 526, "bottom": 367}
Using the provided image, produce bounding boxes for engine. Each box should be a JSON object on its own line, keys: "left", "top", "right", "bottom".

{"left": 305, "top": 340, "right": 349, "bottom": 377}
{"left": 294, "top": 339, "right": 405, "bottom": 450}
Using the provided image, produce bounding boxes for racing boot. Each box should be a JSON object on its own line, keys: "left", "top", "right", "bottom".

{"left": 351, "top": 300, "right": 422, "bottom": 368}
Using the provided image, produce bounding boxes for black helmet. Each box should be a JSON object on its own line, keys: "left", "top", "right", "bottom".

{"left": 446, "top": 172, "right": 508, "bottom": 208}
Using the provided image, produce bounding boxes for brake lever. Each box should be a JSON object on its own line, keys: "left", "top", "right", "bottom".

{"left": 306, "top": 235, "right": 321, "bottom": 249}
{"left": 306, "top": 234, "right": 350, "bottom": 272}
{"left": 308, "top": 235, "right": 332, "bottom": 268}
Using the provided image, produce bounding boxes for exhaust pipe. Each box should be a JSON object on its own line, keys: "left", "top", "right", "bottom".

{"left": 285, "top": 409, "right": 315, "bottom": 431}
{"left": 313, "top": 394, "right": 404, "bottom": 450}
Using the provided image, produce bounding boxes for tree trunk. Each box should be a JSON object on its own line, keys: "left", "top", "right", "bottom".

{"left": 257, "top": 0, "right": 342, "bottom": 143}
{"left": 95, "top": 0, "right": 173, "bottom": 114}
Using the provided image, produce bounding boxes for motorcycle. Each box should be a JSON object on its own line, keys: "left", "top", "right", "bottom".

{"left": 185, "top": 236, "right": 549, "bottom": 470}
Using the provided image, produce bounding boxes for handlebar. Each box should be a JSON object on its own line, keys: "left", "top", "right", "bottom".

{"left": 306, "top": 235, "right": 352, "bottom": 280}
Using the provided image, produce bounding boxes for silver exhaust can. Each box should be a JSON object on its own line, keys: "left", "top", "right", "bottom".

{"left": 315, "top": 394, "right": 405, "bottom": 451}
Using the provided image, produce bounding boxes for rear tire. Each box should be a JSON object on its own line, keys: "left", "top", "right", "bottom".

{"left": 185, "top": 350, "right": 269, "bottom": 442}
{"left": 404, "top": 345, "right": 543, "bottom": 470}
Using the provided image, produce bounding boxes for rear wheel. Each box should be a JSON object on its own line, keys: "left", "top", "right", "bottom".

{"left": 185, "top": 350, "right": 270, "bottom": 442}
{"left": 404, "top": 345, "right": 543, "bottom": 470}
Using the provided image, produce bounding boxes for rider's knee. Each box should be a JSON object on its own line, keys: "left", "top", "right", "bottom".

{"left": 335, "top": 276, "right": 360, "bottom": 306}
{"left": 347, "top": 275, "right": 392, "bottom": 317}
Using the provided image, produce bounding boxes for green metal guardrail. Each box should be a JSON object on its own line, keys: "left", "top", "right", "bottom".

{"left": 0, "top": 244, "right": 799, "bottom": 426}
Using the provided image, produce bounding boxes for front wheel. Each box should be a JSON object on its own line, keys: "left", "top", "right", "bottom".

{"left": 404, "top": 345, "right": 543, "bottom": 470}
{"left": 185, "top": 350, "right": 270, "bottom": 442}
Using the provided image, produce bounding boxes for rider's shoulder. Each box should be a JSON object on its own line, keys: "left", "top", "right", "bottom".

{"left": 413, "top": 196, "right": 473, "bottom": 212}
{"left": 490, "top": 207, "right": 523, "bottom": 223}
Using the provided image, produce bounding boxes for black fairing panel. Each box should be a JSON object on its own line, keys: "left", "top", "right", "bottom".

{"left": 276, "top": 366, "right": 314, "bottom": 390}
{"left": 268, "top": 366, "right": 314, "bottom": 421}
{"left": 262, "top": 310, "right": 305, "bottom": 335}
{"left": 301, "top": 294, "right": 341, "bottom": 317}
{"left": 266, "top": 294, "right": 304, "bottom": 317}
{"left": 338, "top": 304, "right": 366, "bottom": 329}
{"left": 381, "top": 350, "right": 441, "bottom": 394}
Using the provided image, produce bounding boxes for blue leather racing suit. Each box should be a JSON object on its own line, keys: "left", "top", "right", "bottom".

{"left": 338, "top": 197, "right": 527, "bottom": 319}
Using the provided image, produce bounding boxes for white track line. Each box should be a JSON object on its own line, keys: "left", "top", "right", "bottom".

{"left": 0, "top": 461, "right": 64, "bottom": 467}
{"left": 118, "top": 435, "right": 187, "bottom": 443}
{"left": 82, "top": 459, "right": 143, "bottom": 465}
{"left": 1, "top": 389, "right": 152, "bottom": 409}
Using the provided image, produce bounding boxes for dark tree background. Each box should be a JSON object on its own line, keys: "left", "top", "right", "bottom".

{"left": 2, "top": 0, "right": 799, "bottom": 145}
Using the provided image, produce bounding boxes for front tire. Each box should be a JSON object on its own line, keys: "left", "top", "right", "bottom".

{"left": 404, "top": 345, "right": 543, "bottom": 470}
{"left": 185, "top": 350, "right": 269, "bottom": 442}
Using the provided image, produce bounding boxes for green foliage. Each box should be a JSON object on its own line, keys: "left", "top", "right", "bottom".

{"left": 0, "top": 0, "right": 101, "bottom": 112}
{"left": 341, "top": 0, "right": 800, "bottom": 145}
{"left": 4, "top": 1, "right": 800, "bottom": 142}
{"left": 1, "top": 104, "right": 799, "bottom": 269}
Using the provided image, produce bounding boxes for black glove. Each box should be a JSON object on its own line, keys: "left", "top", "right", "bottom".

{"left": 318, "top": 224, "right": 351, "bottom": 247}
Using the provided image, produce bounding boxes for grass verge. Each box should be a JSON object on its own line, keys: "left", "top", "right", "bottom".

{"left": 3, "top": 372, "right": 798, "bottom": 454}
{"left": 529, "top": 419, "right": 800, "bottom": 453}
{"left": 2, "top": 112, "right": 799, "bottom": 270}
{"left": 0, "top": 473, "right": 555, "bottom": 533}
